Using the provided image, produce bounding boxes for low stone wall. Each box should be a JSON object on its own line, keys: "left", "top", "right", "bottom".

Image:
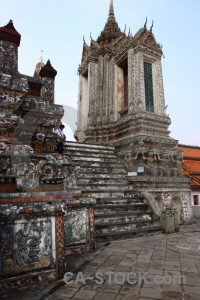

{"left": 0, "top": 195, "right": 96, "bottom": 290}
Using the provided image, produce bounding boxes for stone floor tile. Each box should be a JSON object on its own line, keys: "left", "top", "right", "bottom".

{"left": 161, "top": 291, "right": 183, "bottom": 299}
{"left": 89, "top": 261, "right": 103, "bottom": 268}
{"left": 99, "top": 283, "right": 121, "bottom": 293}
{"left": 138, "top": 298, "right": 157, "bottom": 300}
{"left": 150, "top": 259, "right": 165, "bottom": 264}
{"left": 165, "top": 265, "right": 181, "bottom": 272}
{"left": 125, "top": 254, "right": 138, "bottom": 259}
{"left": 73, "top": 289, "right": 97, "bottom": 299}
{"left": 100, "top": 264, "right": 118, "bottom": 270}
{"left": 183, "top": 293, "right": 200, "bottom": 300}
{"left": 93, "top": 291, "right": 117, "bottom": 300}
{"left": 181, "top": 267, "right": 198, "bottom": 273}
{"left": 55, "top": 295, "right": 71, "bottom": 300}
{"left": 163, "top": 271, "right": 183, "bottom": 279}
{"left": 114, "top": 266, "right": 132, "bottom": 272}
{"left": 182, "top": 272, "right": 200, "bottom": 286}
{"left": 65, "top": 281, "right": 84, "bottom": 289}
{"left": 55, "top": 287, "right": 79, "bottom": 297}
{"left": 180, "top": 258, "right": 196, "bottom": 263}
{"left": 161, "top": 283, "right": 182, "bottom": 292}
{"left": 97, "top": 268, "right": 119, "bottom": 274}
{"left": 115, "top": 295, "right": 138, "bottom": 300}
{"left": 147, "top": 268, "right": 164, "bottom": 275}
{"left": 183, "top": 285, "right": 200, "bottom": 294}
{"left": 119, "top": 285, "right": 140, "bottom": 295}
{"left": 118, "top": 261, "right": 134, "bottom": 268}
{"left": 133, "top": 262, "right": 149, "bottom": 269}
{"left": 180, "top": 263, "right": 197, "bottom": 269}
{"left": 165, "top": 261, "right": 180, "bottom": 267}
{"left": 165, "top": 255, "right": 180, "bottom": 259}
{"left": 136, "top": 258, "right": 151, "bottom": 264}
{"left": 139, "top": 287, "right": 161, "bottom": 299}
{"left": 104, "top": 273, "right": 129, "bottom": 285}
{"left": 142, "top": 274, "right": 163, "bottom": 287}
{"left": 148, "top": 264, "right": 164, "bottom": 270}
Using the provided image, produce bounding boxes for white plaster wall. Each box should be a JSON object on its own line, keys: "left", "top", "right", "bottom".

{"left": 76, "top": 74, "right": 88, "bottom": 141}
{"left": 81, "top": 75, "right": 89, "bottom": 131}
{"left": 191, "top": 191, "right": 200, "bottom": 218}
{"left": 116, "top": 66, "right": 123, "bottom": 113}
{"left": 114, "top": 65, "right": 118, "bottom": 122}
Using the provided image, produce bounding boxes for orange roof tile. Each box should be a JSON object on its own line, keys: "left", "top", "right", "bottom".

{"left": 179, "top": 146, "right": 200, "bottom": 158}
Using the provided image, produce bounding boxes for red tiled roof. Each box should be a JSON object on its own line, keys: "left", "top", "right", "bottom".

{"left": 179, "top": 145, "right": 200, "bottom": 189}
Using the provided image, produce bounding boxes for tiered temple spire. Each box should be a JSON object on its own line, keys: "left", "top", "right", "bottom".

{"left": 97, "top": 0, "right": 122, "bottom": 43}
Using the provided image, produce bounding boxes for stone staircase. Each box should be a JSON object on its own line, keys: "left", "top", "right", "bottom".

{"left": 64, "top": 141, "right": 162, "bottom": 240}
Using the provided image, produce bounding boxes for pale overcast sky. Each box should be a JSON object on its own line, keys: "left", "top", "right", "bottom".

{"left": 1, "top": 0, "right": 200, "bottom": 146}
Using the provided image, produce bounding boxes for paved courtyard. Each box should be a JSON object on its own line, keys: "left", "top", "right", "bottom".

{"left": 1, "top": 219, "right": 200, "bottom": 300}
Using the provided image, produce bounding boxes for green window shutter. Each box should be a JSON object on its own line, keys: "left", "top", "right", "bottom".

{"left": 144, "top": 62, "right": 154, "bottom": 112}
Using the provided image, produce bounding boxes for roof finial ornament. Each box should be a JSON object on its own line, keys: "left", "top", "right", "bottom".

{"left": 150, "top": 20, "right": 154, "bottom": 33}
{"left": 128, "top": 27, "right": 131, "bottom": 36}
{"left": 39, "top": 50, "right": 43, "bottom": 63}
{"left": 144, "top": 17, "right": 147, "bottom": 29}
{"left": 124, "top": 24, "right": 126, "bottom": 33}
{"left": 109, "top": 0, "right": 114, "bottom": 17}
{"left": 90, "top": 32, "right": 93, "bottom": 40}
{"left": 83, "top": 35, "right": 85, "bottom": 43}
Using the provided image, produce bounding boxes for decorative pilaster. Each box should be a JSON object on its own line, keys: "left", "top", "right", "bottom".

{"left": 108, "top": 57, "right": 115, "bottom": 123}
{"left": 88, "top": 207, "right": 95, "bottom": 251}
{"left": 97, "top": 55, "right": 104, "bottom": 125}
{"left": 88, "top": 62, "right": 97, "bottom": 126}
{"left": 55, "top": 216, "right": 65, "bottom": 279}
{"left": 138, "top": 52, "right": 146, "bottom": 112}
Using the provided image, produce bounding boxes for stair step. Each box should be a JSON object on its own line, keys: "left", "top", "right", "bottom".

{"left": 65, "top": 153, "right": 117, "bottom": 159}
{"left": 77, "top": 180, "right": 128, "bottom": 185}
{"left": 78, "top": 167, "right": 127, "bottom": 173}
{"left": 95, "top": 215, "right": 151, "bottom": 224}
{"left": 96, "top": 227, "right": 163, "bottom": 239}
{"left": 95, "top": 196, "right": 144, "bottom": 200}
{"left": 64, "top": 148, "right": 116, "bottom": 156}
{"left": 85, "top": 192, "right": 135, "bottom": 197}
{"left": 64, "top": 141, "right": 115, "bottom": 150}
{"left": 78, "top": 174, "right": 126, "bottom": 179}
{"left": 67, "top": 158, "right": 118, "bottom": 164}
{"left": 81, "top": 187, "right": 133, "bottom": 192}
{"left": 95, "top": 219, "right": 158, "bottom": 227}
{"left": 95, "top": 204, "right": 148, "bottom": 209}
{"left": 95, "top": 204, "right": 148, "bottom": 213}
{"left": 95, "top": 211, "right": 152, "bottom": 218}
{"left": 96, "top": 199, "right": 145, "bottom": 205}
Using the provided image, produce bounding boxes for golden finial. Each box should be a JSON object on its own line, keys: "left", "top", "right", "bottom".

{"left": 109, "top": 0, "right": 114, "bottom": 17}
{"left": 39, "top": 50, "right": 43, "bottom": 63}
